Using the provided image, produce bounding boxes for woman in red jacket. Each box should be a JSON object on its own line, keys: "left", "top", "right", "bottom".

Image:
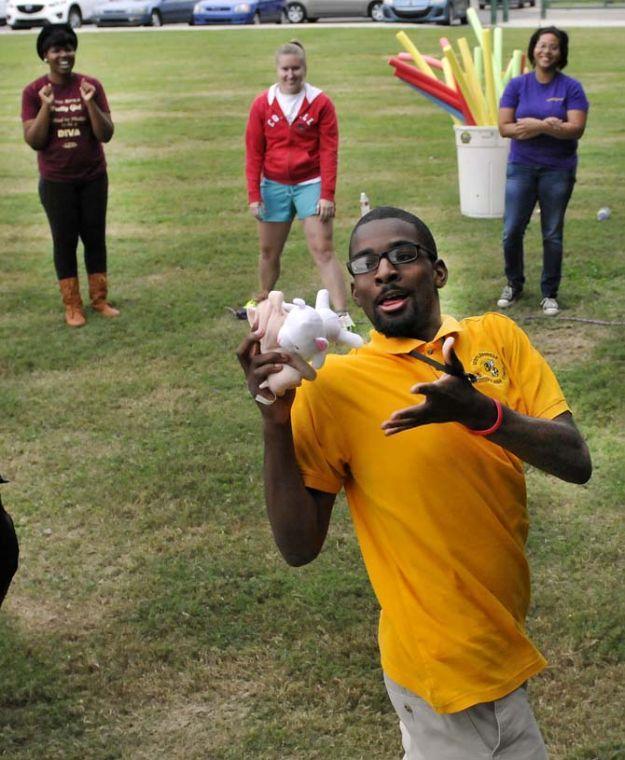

{"left": 22, "top": 24, "right": 118, "bottom": 328}
{"left": 245, "top": 41, "right": 351, "bottom": 324}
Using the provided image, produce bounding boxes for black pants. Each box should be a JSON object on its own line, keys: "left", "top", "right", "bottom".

{"left": 39, "top": 173, "right": 108, "bottom": 280}
{"left": 0, "top": 495, "right": 19, "bottom": 608}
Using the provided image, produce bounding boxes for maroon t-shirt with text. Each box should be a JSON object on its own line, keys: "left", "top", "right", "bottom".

{"left": 21, "top": 73, "right": 109, "bottom": 182}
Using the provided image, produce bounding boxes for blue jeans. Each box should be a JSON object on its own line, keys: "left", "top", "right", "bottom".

{"left": 503, "top": 162, "right": 576, "bottom": 298}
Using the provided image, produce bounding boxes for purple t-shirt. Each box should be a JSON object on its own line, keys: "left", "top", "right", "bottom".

{"left": 21, "top": 73, "right": 109, "bottom": 182}
{"left": 500, "top": 72, "right": 589, "bottom": 170}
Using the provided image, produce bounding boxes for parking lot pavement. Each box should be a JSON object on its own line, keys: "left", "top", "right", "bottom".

{"left": 3, "top": 6, "right": 625, "bottom": 33}
{"left": 477, "top": 6, "right": 625, "bottom": 27}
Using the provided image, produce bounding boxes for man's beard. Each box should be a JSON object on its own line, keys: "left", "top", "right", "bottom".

{"left": 372, "top": 299, "right": 421, "bottom": 338}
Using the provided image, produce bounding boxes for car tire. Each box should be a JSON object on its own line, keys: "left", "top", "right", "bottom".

{"left": 286, "top": 2, "right": 306, "bottom": 22}
{"left": 67, "top": 5, "right": 82, "bottom": 27}
{"left": 369, "top": 0, "right": 384, "bottom": 21}
{"left": 478, "top": 1, "right": 484, "bottom": 7}
{"left": 460, "top": 11, "right": 468, "bottom": 23}
{"left": 441, "top": 1, "right": 454, "bottom": 24}
{"left": 149, "top": 9, "right": 162, "bottom": 25}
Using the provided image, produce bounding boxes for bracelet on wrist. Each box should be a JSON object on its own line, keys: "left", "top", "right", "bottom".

{"left": 469, "top": 398, "right": 503, "bottom": 437}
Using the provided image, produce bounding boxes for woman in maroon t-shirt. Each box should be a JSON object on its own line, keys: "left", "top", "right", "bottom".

{"left": 22, "top": 24, "right": 119, "bottom": 327}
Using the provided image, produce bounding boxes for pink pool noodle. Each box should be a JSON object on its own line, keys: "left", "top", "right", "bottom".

{"left": 398, "top": 51, "right": 445, "bottom": 71}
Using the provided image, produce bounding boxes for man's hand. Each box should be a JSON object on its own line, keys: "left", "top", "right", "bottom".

{"left": 80, "top": 79, "right": 96, "bottom": 103}
{"left": 249, "top": 202, "right": 263, "bottom": 220}
{"left": 381, "top": 337, "right": 497, "bottom": 435}
{"left": 38, "top": 83, "right": 54, "bottom": 107}
{"left": 236, "top": 330, "right": 295, "bottom": 424}
{"left": 317, "top": 198, "right": 335, "bottom": 223}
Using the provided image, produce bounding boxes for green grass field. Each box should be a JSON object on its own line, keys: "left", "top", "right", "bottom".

{"left": 0, "top": 26, "right": 623, "bottom": 759}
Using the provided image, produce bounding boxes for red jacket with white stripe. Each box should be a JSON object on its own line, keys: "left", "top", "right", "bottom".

{"left": 245, "top": 83, "right": 339, "bottom": 204}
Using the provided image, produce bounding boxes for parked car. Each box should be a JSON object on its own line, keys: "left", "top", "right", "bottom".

{"left": 284, "top": 0, "right": 384, "bottom": 24}
{"left": 191, "top": 0, "right": 284, "bottom": 24}
{"left": 92, "top": 0, "right": 195, "bottom": 25}
{"left": 6, "top": 0, "right": 97, "bottom": 27}
{"left": 479, "top": 0, "right": 534, "bottom": 7}
{"left": 382, "top": 0, "right": 468, "bottom": 24}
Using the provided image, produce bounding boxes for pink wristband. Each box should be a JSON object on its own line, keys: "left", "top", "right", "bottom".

{"left": 469, "top": 399, "right": 503, "bottom": 436}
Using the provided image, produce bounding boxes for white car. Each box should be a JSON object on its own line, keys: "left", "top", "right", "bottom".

{"left": 6, "top": 0, "right": 98, "bottom": 27}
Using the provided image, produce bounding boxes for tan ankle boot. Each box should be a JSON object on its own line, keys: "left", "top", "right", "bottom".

{"left": 58, "top": 277, "right": 86, "bottom": 328}
{"left": 88, "top": 273, "right": 120, "bottom": 317}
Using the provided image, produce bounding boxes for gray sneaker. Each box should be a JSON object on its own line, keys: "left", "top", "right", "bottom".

{"left": 338, "top": 312, "right": 355, "bottom": 330}
{"left": 541, "top": 297, "right": 559, "bottom": 316}
{"left": 497, "top": 286, "right": 521, "bottom": 309}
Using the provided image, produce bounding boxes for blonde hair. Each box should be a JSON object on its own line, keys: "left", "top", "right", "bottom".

{"left": 275, "top": 40, "right": 306, "bottom": 66}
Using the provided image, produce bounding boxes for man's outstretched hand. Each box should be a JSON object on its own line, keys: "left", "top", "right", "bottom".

{"left": 381, "top": 337, "right": 497, "bottom": 435}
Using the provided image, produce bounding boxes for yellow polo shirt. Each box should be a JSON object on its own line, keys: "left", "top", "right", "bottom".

{"left": 291, "top": 313, "right": 569, "bottom": 714}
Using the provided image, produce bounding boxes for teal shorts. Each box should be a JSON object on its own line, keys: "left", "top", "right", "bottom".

{"left": 260, "top": 178, "right": 321, "bottom": 222}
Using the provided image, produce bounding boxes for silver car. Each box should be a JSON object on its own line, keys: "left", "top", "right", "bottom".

{"left": 286, "top": 0, "right": 384, "bottom": 23}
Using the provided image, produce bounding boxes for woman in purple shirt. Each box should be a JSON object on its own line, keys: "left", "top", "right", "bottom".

{"left": 22, "top": 24, "right": 119, "bottom": 328}
{"left": 496, "top": 27, "right": 589, "bottom": 316}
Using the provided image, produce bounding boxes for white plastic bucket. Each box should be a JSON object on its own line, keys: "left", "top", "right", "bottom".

{"left": 454, "top": 126, "right": 510, "bottom": 219}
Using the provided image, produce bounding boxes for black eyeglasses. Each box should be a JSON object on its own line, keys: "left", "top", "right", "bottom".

{"left": 347, "top": 243, "right": 435, "bottom": 276}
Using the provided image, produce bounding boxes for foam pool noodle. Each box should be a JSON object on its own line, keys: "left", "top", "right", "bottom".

{"left": 511, "top": 49, "right": 522, "bottom": 78}
{"left": 403, "top": 82, "right": 465, "bottom": 122}
{"left": 396, "top": 31, "right": 437, "bottom": 80}
{"left": 398, "top": 52, "right": 444, "bottom": 72}
{"left": 423, "top": 54, "right": 444, "bottom": 71}
{"left": 442, "top": 45, "right": 479, "bottom": 126}
{"left": 458, "top": 37, "right": 488, "bottom": 126}
{"left": 501, "top": 55, "right": 515, "bottom": 88}
{"left": 441, "top": 57, "right": 461, "bottom": 125}
{"left": 493, "top": 27, "right": 503, "bottom": 98}
{"left": 467, "top": 6, "right": 483, "bottom": 46}
{"left": 473, "top": 46, "right": 484, "bottom": 91}
{"left": 390, "top": 58, "right": 464, "bottom": 114}
{"left": 481, "top": 28, "right": 498, "bottom": 125}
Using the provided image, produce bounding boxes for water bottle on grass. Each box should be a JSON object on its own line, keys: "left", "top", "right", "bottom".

{"left": 360, "top": 192, "right": 370, "bottom": 217}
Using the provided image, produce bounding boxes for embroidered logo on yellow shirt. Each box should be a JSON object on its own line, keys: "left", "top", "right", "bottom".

{"left": 470, "top": 352, "right": 506, "bottom": 384}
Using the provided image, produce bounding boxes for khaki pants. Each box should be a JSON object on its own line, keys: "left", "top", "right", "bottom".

{"left": 384, "top": 675, "right": 548, "bottom": 759}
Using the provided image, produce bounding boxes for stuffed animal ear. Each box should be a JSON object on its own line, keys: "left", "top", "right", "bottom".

{"left": 315, "top": 289, "right": 330, "bottom": 311}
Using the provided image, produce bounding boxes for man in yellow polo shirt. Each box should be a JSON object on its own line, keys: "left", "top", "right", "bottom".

{"left": 237, "top": 207, "right": 591, "bottom": 758}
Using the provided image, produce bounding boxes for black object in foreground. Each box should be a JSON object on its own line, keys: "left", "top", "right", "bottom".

{"left": 0, "top": 475, "right": 19, "bottom": 607}
{"left": 226, "top": 307, "right": 249, "bottom": 321}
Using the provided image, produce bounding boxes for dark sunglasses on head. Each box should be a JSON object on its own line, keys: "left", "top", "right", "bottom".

{"left": 347, "top": 243, "right": 435, "bottom": 276}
